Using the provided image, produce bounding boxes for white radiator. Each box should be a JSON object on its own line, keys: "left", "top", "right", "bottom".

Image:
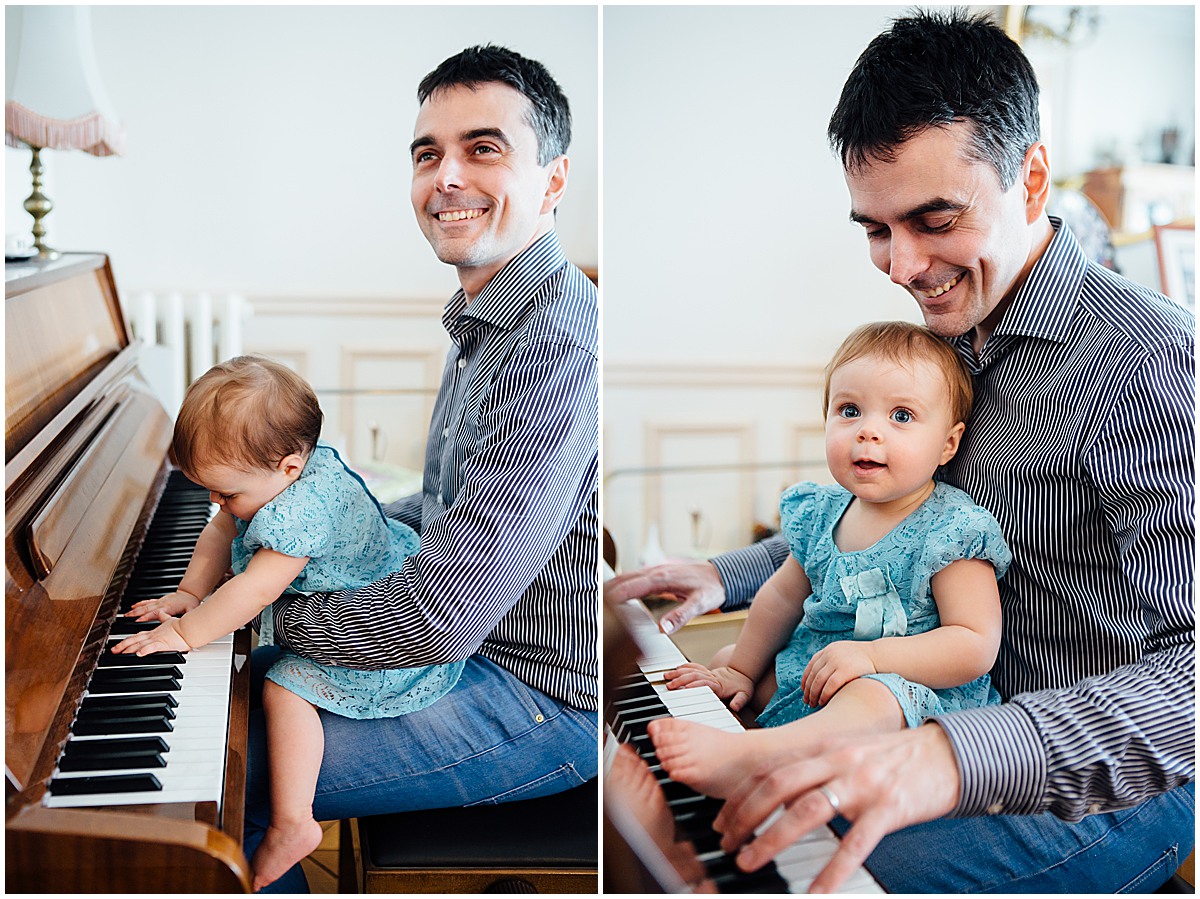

{"left": 126, "top": 291, "right": 248, "bottom": 417}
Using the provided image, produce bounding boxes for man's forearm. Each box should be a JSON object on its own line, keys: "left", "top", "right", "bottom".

{"left": 936, "top": 640, "right": 1195, "bottom": 820}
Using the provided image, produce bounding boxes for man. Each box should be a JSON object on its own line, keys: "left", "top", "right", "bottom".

{"left": 606, "top": 11, "right": 1193, "bottom": 892}
{"left": 245, "top": 45, "right": 598, "bottom": 891}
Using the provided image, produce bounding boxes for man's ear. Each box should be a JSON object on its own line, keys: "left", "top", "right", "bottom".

{"left": 940, "top": 421, "right": 966, "bottom": 465}
{"left": 1022, "top": 142, "right": 1051, "bottom": 224}
{"left": 278, "top": 452, "right": 306, "bottom": 482}
{"left": 540, "top": 154, "right": 569, "bottom": 215}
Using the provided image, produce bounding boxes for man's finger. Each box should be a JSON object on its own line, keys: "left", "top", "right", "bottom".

{"left": 807, "top": 809, "right": 890, "bottom": 893}
{"left": 733, "top": 787, "right": 835, "bottom": 873}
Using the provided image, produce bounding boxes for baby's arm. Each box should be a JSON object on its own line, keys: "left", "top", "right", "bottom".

{"left": 113, "top": 547, "right": 308, "bottom": 656}
{"left": 126, "top": 513, "right": 239, "bottom": 620}
{"left": 802, "top": 557, "right": 1002, "bottom": 706}
{"left": 665, "top": 556, "right": 810, "bottom": 710}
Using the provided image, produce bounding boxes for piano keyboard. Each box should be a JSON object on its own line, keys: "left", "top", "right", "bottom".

{"left": 608, "top": 599, "right": 883, "bottom": 894}
{"left": 45, "top": 471, "right": 235, "bottom": 810}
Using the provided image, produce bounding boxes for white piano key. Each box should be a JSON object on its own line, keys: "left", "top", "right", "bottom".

{"left": 46, "top": 637, "right": 234, "bottom": 810}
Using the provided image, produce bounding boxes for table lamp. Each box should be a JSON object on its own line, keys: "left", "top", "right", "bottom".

{"left": 5, "top": 6, "right": 125, "bottom": 260}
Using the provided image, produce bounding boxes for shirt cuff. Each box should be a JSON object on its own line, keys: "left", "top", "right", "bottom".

{"left": 932, "top": 702, "right": 1049, "bottom": 817}
{"left": 709, "top": 535, "right": 789, "bottom": 609}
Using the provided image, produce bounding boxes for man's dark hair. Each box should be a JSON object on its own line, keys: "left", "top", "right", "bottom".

{"left": 418, "top": 44, "right": 571, "bottom": 166}
{"left": 828, "top": 8, "right": 1040, "bottom": 190}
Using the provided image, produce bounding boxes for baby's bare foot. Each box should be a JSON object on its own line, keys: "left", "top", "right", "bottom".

{"left": 649, "top": 718, "right": 769, "bottom": 799}
{"left": 251, "top": 817, "right": 324, "bottom": 891}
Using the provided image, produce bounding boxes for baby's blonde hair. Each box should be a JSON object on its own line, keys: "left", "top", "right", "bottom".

{"left": 822, "top": 321, "right": 974, "bottom": 425}
{"left": 173, "top": 355, "right": 323, "bottom": 475}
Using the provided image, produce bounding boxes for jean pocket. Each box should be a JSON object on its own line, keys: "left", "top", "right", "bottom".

{"left": 466, "top": 762, "right": 588, "bottom": 806}
{"left": 1117, "top": 843, "right": 1179, "bottom": 893}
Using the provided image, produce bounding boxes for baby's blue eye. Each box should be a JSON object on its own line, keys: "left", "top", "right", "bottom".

{"left": 839, "top": 404, "right": 861, "bottom": 419}
{"left": 891, "top": 409, "right": 913, "bottom": 424}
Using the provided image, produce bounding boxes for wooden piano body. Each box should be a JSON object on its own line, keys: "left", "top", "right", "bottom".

{"left": 5, "top": 253, "right": 252, "bottom": 892}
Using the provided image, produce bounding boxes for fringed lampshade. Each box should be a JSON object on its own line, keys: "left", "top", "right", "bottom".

{"left": 5, "top": 6, "right": 125, "bottom": 259}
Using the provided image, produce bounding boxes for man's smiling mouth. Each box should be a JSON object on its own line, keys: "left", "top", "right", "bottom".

{"left": 437, "top": 209, "right": 486, "bottom": 222}
{"left": 916, "top": 273, "right": 962, "bottom": 300}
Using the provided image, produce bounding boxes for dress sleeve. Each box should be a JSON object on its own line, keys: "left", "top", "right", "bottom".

{"left": 243, "top": 479, "right": 332, "bottom": 560}
{"left": 922, "top": 499, "right": 1012, "bottom": 580}
{"left": 778, "top": 482, "right": 822, "bottom": 569}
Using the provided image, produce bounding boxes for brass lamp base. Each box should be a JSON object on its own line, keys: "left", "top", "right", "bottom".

{"left": 23, "top": 146, "right": 59, "bottom": 260}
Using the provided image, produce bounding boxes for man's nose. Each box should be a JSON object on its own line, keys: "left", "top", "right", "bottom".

{"left": 434, "top": 154, "right": 465, "bottom": 192}
{"left": 887, "top": 231, "right": 928, "bottom": 287}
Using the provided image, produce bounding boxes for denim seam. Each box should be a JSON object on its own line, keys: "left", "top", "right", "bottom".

{"left": 1119, "top": 845, "right": 1178, "bottom": 893}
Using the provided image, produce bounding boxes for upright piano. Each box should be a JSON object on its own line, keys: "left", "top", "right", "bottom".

{"left": 6, "top": 253, "right": 252, "bottom": 892}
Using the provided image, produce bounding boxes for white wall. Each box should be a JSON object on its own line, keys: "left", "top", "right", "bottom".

{"left": 601, "top": 4, "right": 1195, "bottom": 565}
{"left": 5, "top": 5, "right": 598, "bottom": 298}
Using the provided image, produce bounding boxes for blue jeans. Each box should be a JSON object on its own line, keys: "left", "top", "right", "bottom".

{"left": 243, "top": 646, "right": 598, "bottom": 893}
{"left": 832, "top": 780, "right": 1195, "bottom": 892}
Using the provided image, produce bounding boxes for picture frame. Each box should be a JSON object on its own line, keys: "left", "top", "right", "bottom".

{"left": 1153, "top": 222, "right": 1195, "bottom": 312}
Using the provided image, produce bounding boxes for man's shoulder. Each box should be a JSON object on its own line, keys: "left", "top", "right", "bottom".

{"left": 520, "top": 261, "right": 597, "bottom": 356}
{"left": 1079, "top": 262, "right": 1195, "bottom": 355}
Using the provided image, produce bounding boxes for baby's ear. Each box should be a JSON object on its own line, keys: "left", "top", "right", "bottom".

{"left": 279, "top": 452, "right": 306, "bottom": 481}
{"left": 941, "top": 421, "right": 966, "bottom": 465}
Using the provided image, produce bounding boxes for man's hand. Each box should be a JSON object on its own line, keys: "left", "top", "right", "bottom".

{"left": 665, "top": 663, "right": 756, "bottom": 711}
{"left": 801, "top": 640, "right": 878, "bottom": 707}
{"left": 603, "top": 561, "right": 727, "bottom": 635}
{"left": 713, "top": 724, "right": 961, "bottom": 893}
{"left": 125, "top": 590, "right": 201, "bottom": 622}
{"left": 111, "top": 617, "right": 193, "bottom": 656}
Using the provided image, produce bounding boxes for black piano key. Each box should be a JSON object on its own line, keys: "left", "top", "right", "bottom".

{"left": 71, "top": 715, "right": 173, "bottom": 735}
{"left": 96, "top": 650, "right": 187, "bottom": 667}
{"left": 86, "top": 674, "right": 181, "bottom": 694}
{"left": 108, "top": 619, "right": 165, "bottom": 636}
{"left": 76, "top": 703, "right": 175, "bottom": 722}
{"left": 58, "top": 749, "right": 167, "bottom": 772}
{"left": 62, "top": 736, "right": 171, "bottom": 758}
{"left": 91, "top": 664, "right": 183, "bottom": 681}
{"left": 48, "top": 773, "right": 162, "bottom": 796}
{"left": 80, "top": 693, "right": 178, "bottom": 711}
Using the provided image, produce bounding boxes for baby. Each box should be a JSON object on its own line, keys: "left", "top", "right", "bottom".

{"left": 113, "top": 355, "right": 464, "bottom": 890}
{"left": 650, "top": 321, "right": 1010, "bottom": 799}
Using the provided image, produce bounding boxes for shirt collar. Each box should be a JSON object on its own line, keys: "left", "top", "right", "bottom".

{"left": 441, "top": 231, "right": 568, "bottom": 338}
{"left": 995, "top": 216, "right": 1088, "bottom": 343}
{"left": 949, "top": 216, "right": 1087, "bottom": 358}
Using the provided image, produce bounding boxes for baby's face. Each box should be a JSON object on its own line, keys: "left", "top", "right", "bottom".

{"left": 189, "top": 461, "right": 296, "bottom": 522}
{"left": 824, "top": 354, "right": 964, "bottom": 509}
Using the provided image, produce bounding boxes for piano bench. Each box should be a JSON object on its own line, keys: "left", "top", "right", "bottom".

{"left": 338, "top": 779, "right": 598, "bottom": 893}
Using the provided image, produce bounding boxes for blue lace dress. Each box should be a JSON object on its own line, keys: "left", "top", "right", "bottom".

{"left": 757, "top": 481, "right": 1011, "bottom": 729}
{"left": 231, "top": 442, "right": 464, "bottom": 719}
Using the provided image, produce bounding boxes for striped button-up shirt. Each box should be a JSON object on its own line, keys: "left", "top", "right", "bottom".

{"left": 712, "top": 219, "right": 1194, "bottom": 820}
{"left": 275, "top": 231, "right": 598, "bottom": 711}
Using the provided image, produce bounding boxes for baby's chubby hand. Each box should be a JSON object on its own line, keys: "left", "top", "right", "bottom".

{"left": 125, "top": 590, "right": 201, "bottom": 622}
{"left": 112, "top": 617, "right": 193, "bottom": 656}
{"left": 801, "top": 640, "right": 878, "bottom": 707}
{"left": 664, "top": 663, "right": 756, "bottom": 711}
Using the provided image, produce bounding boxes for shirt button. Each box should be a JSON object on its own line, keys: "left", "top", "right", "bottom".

{"left": 1088, "top": 803, "right": 1103, "bottom": 815}
{"left": 457, "top": 358, "right": 467, "bottom": 369}
{"left": 985, "top": 802, "right": 1005, "bottom": 815}
{"left": 442, "top": 427, "right": 450, "bottom": 437}
{"left": 436, "top": 493, "right": 444, "bottom": 504}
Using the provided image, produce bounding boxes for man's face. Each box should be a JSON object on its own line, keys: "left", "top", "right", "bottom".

{"left": 844, "top": 123, "right": 1043, "bottom": 340}
{"left": 410, "top": 82, "right": 567, "bottom": 297}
